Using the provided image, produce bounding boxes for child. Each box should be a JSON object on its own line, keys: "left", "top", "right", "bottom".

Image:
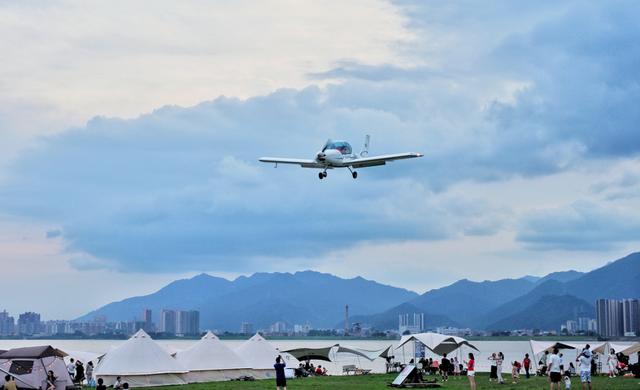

{"left": 512, "top": 361, "right": 520, "bottom": 384}
{"left": 563, "top": 374, "right": 571, "bottom": 389}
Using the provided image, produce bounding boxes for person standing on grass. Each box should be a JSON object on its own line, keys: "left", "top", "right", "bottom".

{"left": 440, "top": 353, "right": 451, "bottom": 382}
{"left": 548, "top": 347, "right": 563, "bottom": 390}
{"left": 453, "top": 357, "right": 461, "bottom": 378}
{"left": 496, "top": 352, "right": 505, "bottom": 384}
{"left": 607, "top": 348, "right": 618, "bottom": 378}
{"left": 577, "top": 347, "right": 592, "bottom": 390}
{"left": 488, "top": 352, "right": 498, "bottom": 382}
{"left": 274, "top": 355, "right": 287, "bottom": 390}
{"left": 466, "top": 352, "right": 476, "bottom": 390}
{"left": 523, "top": 353, "right": 531, "bottom": 379}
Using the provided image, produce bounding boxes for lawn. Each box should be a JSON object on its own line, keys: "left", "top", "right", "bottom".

{"left": 103, "top": 373, "right": 640, "bottom": 389}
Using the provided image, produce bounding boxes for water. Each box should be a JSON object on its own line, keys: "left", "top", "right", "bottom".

{"left": 0, "top": 339, "right": 634, "bottom": 375}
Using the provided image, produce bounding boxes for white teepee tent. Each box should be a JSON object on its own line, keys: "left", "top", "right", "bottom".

{"left": 176, "top": 331, "right": 250, "bottom": 383}
{"left": 235, "top": 333, "right": 281, "bottom": 379}
{"left": 95, "top": 329, "right": 187, "bottom": 387}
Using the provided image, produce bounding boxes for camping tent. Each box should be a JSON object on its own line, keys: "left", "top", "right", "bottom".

{"left": 95, "top": 329, "right": 187, "bottom": 387}
{"left": 0, "top": 346, "right": 73, "bottom": 389}
{"left": 235, "top": 333, "right": 288, "bottom": 379}
{"left": 175, "top": 331, "right": 250, "bottom": 383}
{"left": 396, "top": 332, "right": 479, "bottom": 356}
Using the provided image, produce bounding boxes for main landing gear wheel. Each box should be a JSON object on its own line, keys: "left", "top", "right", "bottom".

{"left": 319, "top": 171, "right": 327, "bottom": 180}
{"left": 352, "top": 171, "right": 358, "bottom": 179}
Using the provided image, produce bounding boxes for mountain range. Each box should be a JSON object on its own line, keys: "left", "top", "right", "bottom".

{"left": 78, "top": 271, "right": 418, "bottom": 330}
{"left": 80, "top": 252, "right": 640, "bottom": 332}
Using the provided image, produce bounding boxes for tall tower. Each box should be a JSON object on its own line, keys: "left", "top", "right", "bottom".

{"left": 344, "top": 304, "right": 350, "bottom": 336}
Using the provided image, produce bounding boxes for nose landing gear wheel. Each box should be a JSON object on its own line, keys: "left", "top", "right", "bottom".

{"left": 352, "top": 171, "right": 358, "bottom": 179}
{"left": 318, "top": 172, "right": 324, "bottom": 180}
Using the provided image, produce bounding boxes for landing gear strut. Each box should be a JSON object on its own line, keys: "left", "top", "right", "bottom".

{"left": 318, "top": 171, "right": 328, "bottom": 180}
{"left": 348, "top": 167, "right": 357, "bottom": 179}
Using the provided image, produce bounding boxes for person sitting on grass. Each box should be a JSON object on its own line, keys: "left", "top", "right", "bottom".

{"left": 96, "top": 378, "right": 107, "bottom": 390}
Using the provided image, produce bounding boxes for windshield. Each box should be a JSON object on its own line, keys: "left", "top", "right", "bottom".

{"left": 323, "top": 141, "right": 352, "bottom": 155}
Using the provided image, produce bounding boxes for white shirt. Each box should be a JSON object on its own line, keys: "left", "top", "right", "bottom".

{"left": 578, "top": 355, "right": 591, "bottom": 372}
{"left": 67, "top": 363, "right": 75, "bottom": 374}
{"left": 548, "top": 354, "right": 562, "bottom": 373}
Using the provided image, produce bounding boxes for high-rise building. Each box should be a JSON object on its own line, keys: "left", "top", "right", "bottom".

{"left": 577, "top": 317, "right": 597, "bottom": 332}
{"left": 17, "top": 312, "right": 42, "bottom": 336}
{"left": 596, "top": 299, "right": 623, "bottom": 337}
{"left": 142, "top": 309, "right": 154, "bottom": 332}
{"left": 160, "top": 309, "right": 177, "bottom": 334}
{"left": 399, "top": 313, "right": 424, "bottom": 334}
{"left": 240, "top": 322, "right": 253, "bottom": 335}
{"left": 0, "top": 310, "right": 15, "bottom": 336}
{"left": 622, "top": 299, "right": 640, "bottom": 336}
{"left": 186, "top": 310, "right": 200, "bottom": 335}
{"left": 174, "top": 310, "right": 199, "bottom": 336}
{"left": 269, "top": 321, "right": 287, "bottom": 333}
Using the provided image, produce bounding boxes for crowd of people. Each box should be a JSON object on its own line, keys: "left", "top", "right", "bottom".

{"left": 293, "top": 359, "right": 328, "bottom": 378}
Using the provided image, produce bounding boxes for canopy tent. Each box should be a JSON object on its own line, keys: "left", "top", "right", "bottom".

{"left": 336, "top": 345, "right": 393, "bottom": 361}
{"left": 593, "top": 342, "right": 631, "bottom": 354}
{"left": 529, "top": 341, "right": 577, "bottom": 357}
{"left": 95, "top": 329, "right": 187, "bottom": 387}
{"left": 620, "top": 342, "right": 640, "bottom": 356}
{"left": 63, "top": 350, "right": 105, "bottom": 366}
{"left": 281, "top": 345, "right": 338, "bottom": 362}
{"left": 396, "top": 332, "right": 479, "bottom": 356}
{"left": 0, "top": 345, "right": 73, "bottom": 390}
{"left": 235, "top": 333, "right": 290, "bottom": 379}
{"left": 175, "top": 331, "right": 250, "bottom": 383}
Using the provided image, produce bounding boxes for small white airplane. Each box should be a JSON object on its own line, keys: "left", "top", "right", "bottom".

{"left": 259, "top": 135, "right": 423, "bottom": 179}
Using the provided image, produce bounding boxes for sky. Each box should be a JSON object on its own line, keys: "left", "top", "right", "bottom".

{"left": 1, "top": 0, "right": 640, "bottom": 319}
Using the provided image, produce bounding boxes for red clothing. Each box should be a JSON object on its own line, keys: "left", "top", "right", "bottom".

{"left": 467, "top": 359, "right": 475, "bottom": 371}
{"left": 315, "top": 367, "right": 323, "bottom": 375}
{"left": 523, "top": 358, "right": 530, "bottom": 368}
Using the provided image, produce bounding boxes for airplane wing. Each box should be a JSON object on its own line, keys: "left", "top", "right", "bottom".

{"left": 259, "top": 157, "right": 325, "bottom": 168}
{"left": 349, "top": 152, "right": 423, "bottom": 168}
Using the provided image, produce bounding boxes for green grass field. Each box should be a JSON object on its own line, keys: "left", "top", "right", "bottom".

{"left": 105, "top": 373, "right": 640, "bottom": 389}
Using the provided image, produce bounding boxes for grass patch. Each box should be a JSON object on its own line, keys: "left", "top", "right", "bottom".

{"left": 94, "top": 373, "right": 640, "bottom": 389}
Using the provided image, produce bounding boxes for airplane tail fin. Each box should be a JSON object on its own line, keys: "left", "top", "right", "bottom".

{"left": 360, "top": 134, "right": 370, "bottom": 157}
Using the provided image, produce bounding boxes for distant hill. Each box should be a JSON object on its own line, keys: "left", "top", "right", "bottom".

{"left": 485, "top": 294, "right": 595, "bottom": 331}
{"left": 480, "top": 279, "right": 568, "bottom": 327}
{"left": 342, "top": 303, "right": 459, "bottom": 331}
{"left": 361, "top": 252, "right": 639, "bottom": 331}
{"left": 78, "top": 271, "right": 418, "bottom": 331}
{"left": 406, "top": 277, "right": 537, "bottom": 326}
{"left": 564, "top": 252, "right": 640, "bottom": 303}
{"left": 536, "top": 270, "right": 584, "bottom": 285}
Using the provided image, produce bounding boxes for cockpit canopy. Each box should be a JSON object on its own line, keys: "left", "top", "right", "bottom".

{"left": 323, "top": 140, "right": 352, "bottom": 155}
